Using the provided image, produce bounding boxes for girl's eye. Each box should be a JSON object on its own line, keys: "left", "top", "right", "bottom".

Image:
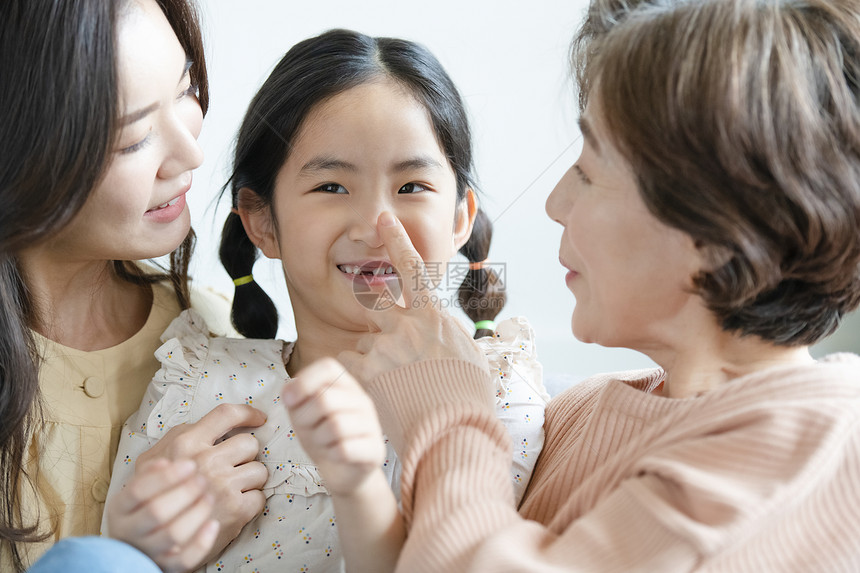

{"left": 119, "top": 132, "right": 152, "bottom": 155}
{"left": 313, "top": 183, "right": 348, "bottom": 194}
{"left": 398, "top": 182, "right": 429, "bottom": 194}
{"left": 574, "top": 164, "right": 592, "bottom": 185}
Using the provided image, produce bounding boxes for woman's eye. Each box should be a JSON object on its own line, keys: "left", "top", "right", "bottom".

{"left": 177, "top": 83, "right": 199, "bottom": 101}
{"left": 398, "top": 182, "right": 429, "bottom": 194}
{"left": 314, "top": 183, "right": 348, "bottom": 194}
{"left": 119, "top": 132, "right": 151, "bottom": 155}
{"left": 574, "top": 164, "right": 592, "bottom": 185}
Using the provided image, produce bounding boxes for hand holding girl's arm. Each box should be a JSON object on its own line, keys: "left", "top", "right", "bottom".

{"left": 104, "top": 458, "right": 218, "bottom": 573}
{"left": 283, "top": 357, "right": 404, "bottom": 573}
{"left": 135, "top": 403, "right": 269, "bottom": 566}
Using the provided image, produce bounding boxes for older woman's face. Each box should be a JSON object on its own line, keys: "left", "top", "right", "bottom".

{"left": 545, "top": 100, "right": 704, "bottom": 351}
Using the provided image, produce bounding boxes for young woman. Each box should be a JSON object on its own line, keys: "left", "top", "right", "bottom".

{"left": 1, "top": 1, "right": 265, "bottom": 570}
{"left": 285, "top": 0, "right": 860, "bottom": 570}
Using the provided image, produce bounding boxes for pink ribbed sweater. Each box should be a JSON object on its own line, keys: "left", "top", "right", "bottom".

{"left": 365, "top": 353, "right": 860, "bottom": 572}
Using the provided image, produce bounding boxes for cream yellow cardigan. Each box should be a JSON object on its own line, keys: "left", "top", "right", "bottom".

{"left": 2, "top": 281, "right": 232, "bottom": 570}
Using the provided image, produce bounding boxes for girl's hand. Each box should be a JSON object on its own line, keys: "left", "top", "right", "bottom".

{"left": 105, "top": 458, "right": 219, "bottom": 573}
{"left": 339, "top": 211, "right": 488, "bottom": 383}
{"left": 135, "top": 403, "right": 268, "bottom": 563}
{"left": 283, "top": 359, "right": 405, "bottom": 573}
{"left": 282, "top": 357, "right": 386, "bottom": 496}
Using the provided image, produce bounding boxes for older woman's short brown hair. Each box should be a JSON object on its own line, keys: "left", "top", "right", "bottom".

{"left": 572, "top": 0, "right": 860, "bottom": 345}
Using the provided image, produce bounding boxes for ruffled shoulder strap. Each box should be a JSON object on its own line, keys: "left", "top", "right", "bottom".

{"left": 139, "top": 309, "right": 213, "bottom": 437}
{"left": 159, "top": 308, "right": 211, "bottom": 346}
{"left": 478, "top": 316, "right": 549, "bottom": 404}
{"left": 476, "top": 316, "right": 548, "bottom": 505}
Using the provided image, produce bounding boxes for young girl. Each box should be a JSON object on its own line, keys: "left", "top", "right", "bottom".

{"left": 106, "top": 29, "right": 547, "bottom": 572}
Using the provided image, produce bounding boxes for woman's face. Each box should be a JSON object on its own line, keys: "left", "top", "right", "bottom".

{"left": 545, "top": 98, "right": 704, "bottom": 351}
{"left": 44, "top": 0, "right": 203, "bottom": 263}
{"left": 242, "top": 80, "right": 474, "bottom": 333}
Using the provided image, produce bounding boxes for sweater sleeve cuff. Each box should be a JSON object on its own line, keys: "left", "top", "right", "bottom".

{"left": 365, "top": 358, "right": 495, "bottom": 453}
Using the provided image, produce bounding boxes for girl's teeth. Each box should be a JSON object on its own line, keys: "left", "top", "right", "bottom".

{"left": 339, "top": 264, "right": 395, "bottom": 276}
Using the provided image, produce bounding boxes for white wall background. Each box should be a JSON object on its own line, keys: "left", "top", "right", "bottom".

{"left": 186, "top": 0, "right": 858, "bottom": 385}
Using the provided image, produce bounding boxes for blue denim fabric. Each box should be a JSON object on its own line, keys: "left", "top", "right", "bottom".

{"left": 27, "top": 537, "right": 160, "bottom": 573}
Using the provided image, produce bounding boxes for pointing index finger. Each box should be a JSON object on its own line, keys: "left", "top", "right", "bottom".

{"left": 377, "top": 211, "right": 430, "bottom": 308}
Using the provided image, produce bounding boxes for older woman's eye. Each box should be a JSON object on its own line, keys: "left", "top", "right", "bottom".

{"left": 398, "top": 182, "right": 430, "bottom": 194}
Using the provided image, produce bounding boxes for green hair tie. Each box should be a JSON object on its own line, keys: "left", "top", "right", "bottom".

{"left": 232, "top": 274, "right": 254, "bottom": 287}
{"left": 474, "top": 320, "right": 496, "bottom": 331}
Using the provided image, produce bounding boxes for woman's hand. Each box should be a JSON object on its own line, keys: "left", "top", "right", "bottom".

{"left": 339, "top": 211, "right": 488, "bottom": 383}
{"left": 135, "top": 403, "right": 268, "bottom": 564}
{"left": 282, "top": 357, "right": 386, "bottom": 496}
{"left": 104, "top": 458, "right": 219, "bottom": 573}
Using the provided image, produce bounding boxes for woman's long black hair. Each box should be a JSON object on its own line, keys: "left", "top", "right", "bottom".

{"left": 0, "top": 1, "right": 207, "bottom": 569}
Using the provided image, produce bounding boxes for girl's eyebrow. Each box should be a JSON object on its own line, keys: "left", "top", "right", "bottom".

{"left": 301, "top": 157, "right": 359, "bottom": 174}
{"left": 299, "top": 155, "right": 443, "bottom": 175}
{"left": 119, "top": 58, "right": 193, "bottom": 127}
{"left": 391, "top": 156, "right": 443, "bottom": 173}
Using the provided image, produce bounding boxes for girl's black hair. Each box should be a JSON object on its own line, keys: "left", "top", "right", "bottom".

{"left": 222, "top": 28, "right": 505, "bottom": 339}
{"left": 0, "top": 1, "right": 207, "bottom": 569}
{"left": 457, "top": 209, "right": 507, "bottom": 338}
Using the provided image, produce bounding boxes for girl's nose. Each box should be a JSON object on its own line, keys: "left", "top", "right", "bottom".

{"left": 347, "top": 195, "right": 385, "bottom": 248}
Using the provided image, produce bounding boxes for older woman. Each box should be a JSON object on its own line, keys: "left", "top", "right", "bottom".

{"left": 284, "top": 0, "right": 860, "bottom": 570}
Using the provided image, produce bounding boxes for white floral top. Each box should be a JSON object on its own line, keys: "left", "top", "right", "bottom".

{"left": 104, "top": 310, "right": 547, "bottom": 572}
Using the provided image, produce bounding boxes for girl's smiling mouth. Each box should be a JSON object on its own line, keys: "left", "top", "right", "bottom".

{"left": 337, "top": 261, "right": 398, "bottom": 286}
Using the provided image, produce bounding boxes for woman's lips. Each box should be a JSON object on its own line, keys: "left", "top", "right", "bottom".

{"left": 559, "top": 256, "right": 579, "bottom": 284}
{"left": 144, "top": 193, "right": 187, "bottom": 223}
{"left": 149, "top": 195, "right": 182, "bottom": 211}
{"left": 145, "top": 177, "right": 192, "bottom": 222}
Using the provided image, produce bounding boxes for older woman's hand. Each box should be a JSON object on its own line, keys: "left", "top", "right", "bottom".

{"left": 339, "top": 211, "right": 488, "bottom": 383}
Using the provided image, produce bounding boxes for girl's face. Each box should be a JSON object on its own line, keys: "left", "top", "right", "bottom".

{"left": 42, "top": 0, "right": 203, "bottom": 263}
{"left": 244, "top": 80, "right": 474, "bottom": 332}
{"left": 545, "top": 98, "right": 706, "bottom": 351}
